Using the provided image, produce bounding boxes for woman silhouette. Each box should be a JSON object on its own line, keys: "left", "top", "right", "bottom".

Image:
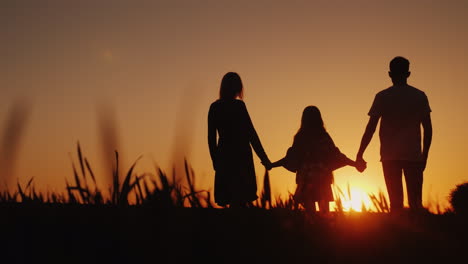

{"left": 208, "top": 72, "right": 271, "bottom": 208}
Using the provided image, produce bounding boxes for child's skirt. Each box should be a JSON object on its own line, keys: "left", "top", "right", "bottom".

{"left": 294, "top": 163, "right": 334, "bottom": 203}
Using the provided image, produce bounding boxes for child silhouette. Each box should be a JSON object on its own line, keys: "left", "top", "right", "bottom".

{"left": 271, "top": 106, "right": 363, "bottom": 213}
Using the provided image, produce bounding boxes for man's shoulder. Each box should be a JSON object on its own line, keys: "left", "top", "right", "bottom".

{"left": 375, "top": 86, "right": 394, "bottom": 97}
{"left": 377, "top": 85, "right": 427, "bottom": 97}
{"left": 407, "top": 85, "right": 427, "bottom": 96}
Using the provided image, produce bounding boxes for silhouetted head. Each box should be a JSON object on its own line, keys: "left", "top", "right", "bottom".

{"left": 219, "top": 72, "right": 244, "bottom": 100}
{"left": 389, "top": 56, "right": 411, "bottom": 85}
{"left": 300, "top": 106, "right": 325, "bottom": 133}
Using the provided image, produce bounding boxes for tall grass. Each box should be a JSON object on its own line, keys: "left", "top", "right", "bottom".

{"left": 65, "top": 142, "right": 214, "bottom": 207}
{"left": 0, "top": 99, "right": 31, "bottom": 190}
{"left": 260, "top": 169, "right": 272, "bottom": 209}
{"left": 64, "top": 142, "right": 285, "bottom": 209}
{"left": 0, "top": 142, "right": 283, "bottom": 209}
{"left": 273, "top": 192, "right": 300, "bottom": 210}
{"left": 333, "top": 183, "right": 352, "bottom": 213}
{"left": 0, "top": 142, "right": 448, "bottom": 215}
{"left": 368, "top": 190, "right": 390, "bottom": 213}
{"left": 97, "top": 103, "right": 121, "bottom": 190}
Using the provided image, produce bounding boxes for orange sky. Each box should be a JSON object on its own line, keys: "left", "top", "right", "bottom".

{"left": 1, "top": 0, "right": 467, "bottom": 210}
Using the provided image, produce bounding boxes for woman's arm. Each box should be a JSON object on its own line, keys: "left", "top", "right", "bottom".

{"left": 240, "top": 101, "right": 271, "bottom": 168}
{"left": 208, "top": 104, "right": 218, "bottom": 170}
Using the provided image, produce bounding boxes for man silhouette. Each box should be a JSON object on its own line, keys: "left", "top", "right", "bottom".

{"left": 356, "top": 56, "right": 432, "bottom": 212}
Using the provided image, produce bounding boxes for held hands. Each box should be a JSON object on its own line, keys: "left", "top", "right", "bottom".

{"left": 264, "top": 160, "right": 284, "bottom": 171}
{"left": 262, "top": 159, "right": 283, "bottom": 171}
{"left": 355, "top": 157, "right": 367, "bottom": 173}
{"left": 262, "top": 160, "right": 273, "bottom": 171}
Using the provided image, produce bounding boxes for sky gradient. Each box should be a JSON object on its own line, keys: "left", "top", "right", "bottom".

{"left": 1, "top": 0, "right": 467, "bottom": 210}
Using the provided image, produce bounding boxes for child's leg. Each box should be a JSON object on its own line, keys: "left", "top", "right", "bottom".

{"left": 304, "top": 200, "right": 317, "bottom": 214}
{"left": 318, "top": 200, "right": 330, "bottom": 213}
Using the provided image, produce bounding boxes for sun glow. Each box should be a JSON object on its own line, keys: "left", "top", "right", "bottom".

{"left": 334, "top": 186, "right": 373, "bottom": 212}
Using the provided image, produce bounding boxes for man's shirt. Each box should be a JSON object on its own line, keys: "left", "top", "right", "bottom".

{"left": 369, "top": 85, "right": 431, "bottom": 161}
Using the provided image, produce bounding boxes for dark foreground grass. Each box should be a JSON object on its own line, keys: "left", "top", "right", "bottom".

{"left": 1, "top": 204, "right": 467, "bottom": 264}
{"left": 1, "top": 143, "right": 466, "bottom": 263}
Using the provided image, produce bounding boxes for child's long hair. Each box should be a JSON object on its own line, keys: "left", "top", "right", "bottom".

{"left": 294, "top": 106, "right": 326, "bottom": 143}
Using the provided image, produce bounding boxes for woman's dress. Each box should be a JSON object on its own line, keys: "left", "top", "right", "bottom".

{"left": 208, "top": 99, "right": 269, "bottom": 206}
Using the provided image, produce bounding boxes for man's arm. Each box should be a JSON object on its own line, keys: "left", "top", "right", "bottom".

{"left": 421, "top": 113, "right": 432, "bottom": 171}
{"left": 356, "top": 116, "right": 380, "bottom": 162}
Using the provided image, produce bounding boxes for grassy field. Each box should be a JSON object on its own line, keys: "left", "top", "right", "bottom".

{"left": 1, "top": 205, "right": 467, "bottom": 263}
{"left": 1, "top": 144, "right": 467, "bottom": 263}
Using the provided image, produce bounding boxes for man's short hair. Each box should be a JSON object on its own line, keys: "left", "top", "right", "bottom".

{"left": 390, "top": 56, "right": 410, "bottom": 73}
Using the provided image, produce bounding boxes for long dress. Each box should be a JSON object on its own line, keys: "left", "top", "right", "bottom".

{"left": 281, "top": 131, "right": 350, "bottom": 203}
{"left": 208, "top": 99, "right": 269, "bottom": 206}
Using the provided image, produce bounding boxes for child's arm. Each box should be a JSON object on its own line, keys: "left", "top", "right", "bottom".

{"left": 271, "top": 145, "right": 299, "bottom": 172}
{"left": 341, "top": 155, "right": 366, "bottom": 172}
{"left": 271, "top": 158, "right": 286, "bottom": 168}
{"left": 343, "top": 156, "right": 356, "bottom": 167}
{"left": 324, "top": 132, "right": 366, "bottom": 172}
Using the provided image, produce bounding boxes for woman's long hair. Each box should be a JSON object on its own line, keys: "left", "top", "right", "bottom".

{"left": 219, "top": 72, "right": 244, "bottom": 100}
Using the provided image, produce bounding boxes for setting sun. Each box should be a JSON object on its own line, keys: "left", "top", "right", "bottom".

{"left": 333, "top": 186, "right": 373, "bottom": 212}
